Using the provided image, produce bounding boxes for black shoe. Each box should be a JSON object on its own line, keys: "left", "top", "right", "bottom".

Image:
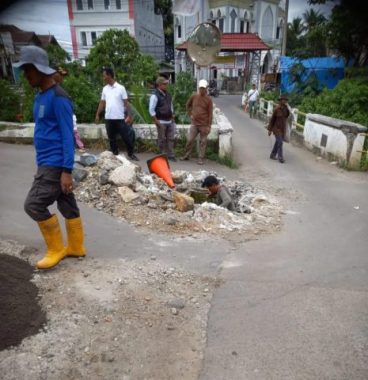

{"left": 180, "top": 156, "right": 190, "bottom": 161}
{"left": 129, "top": 154, "right": 139, "bottom": 161}
{"left": 278, "top": 158, "right": 285, "bottom": 163}
{"left": 168, "top": 156, "right": 177, "bottom": 162}
{"left": 270, "top": 155, "right": 277, "bottom": 160}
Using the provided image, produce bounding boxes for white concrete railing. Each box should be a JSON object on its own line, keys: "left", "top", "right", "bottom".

{"left": 0, "top": 108, "right": 234, "bottom": 159}
{"left": 258, "top": 98, "right": 368, "bottom": 168}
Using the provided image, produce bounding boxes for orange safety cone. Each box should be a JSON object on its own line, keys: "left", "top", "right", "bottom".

{"left": 147, "top": 154, "right": 175, "bottom": 188}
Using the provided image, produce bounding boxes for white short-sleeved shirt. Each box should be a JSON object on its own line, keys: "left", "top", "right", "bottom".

{"left": 247, "top": 89, "right": 259, "bottom": 102}
{"left": 101, "top": 82, "right": 128, "bottom": 119}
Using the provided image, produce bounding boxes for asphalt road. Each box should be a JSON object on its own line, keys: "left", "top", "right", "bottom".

{"left": 200, "top": 95, "right": 368, "bottom": 380}
{"left": 1, "top": 96, "right": 367, "bottom": 379}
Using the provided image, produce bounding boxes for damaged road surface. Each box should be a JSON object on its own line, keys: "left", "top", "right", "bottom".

{"left": 0, "top": 149, "right": 284, "bottom": 380}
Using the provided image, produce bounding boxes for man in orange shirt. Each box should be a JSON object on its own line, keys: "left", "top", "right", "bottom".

{"left": 181, "top": 79, "right": 213, "bottom": 165}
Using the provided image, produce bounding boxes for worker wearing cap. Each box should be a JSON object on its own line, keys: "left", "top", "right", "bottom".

{"left": 13, "top": 46, "right": 85, "bottom": 270}
{"left": 267, "top": 94, "right": 290, "bottom": 163}
{"left": 181, "top": 79, "right": 213, "bottom": 165}
{"left": 149, "top": 76, "right": 177, "bottom": 161}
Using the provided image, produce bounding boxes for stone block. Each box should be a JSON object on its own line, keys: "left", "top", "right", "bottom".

{"left": 173, "top": 191, "right": 194, "bottom": 212}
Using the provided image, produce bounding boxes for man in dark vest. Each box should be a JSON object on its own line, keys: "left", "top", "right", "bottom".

{"left": 149, "top": 76, "right": 177, "bottom": 161}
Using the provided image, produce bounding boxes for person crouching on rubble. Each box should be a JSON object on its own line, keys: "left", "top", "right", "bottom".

{"left": 202, "top": 175, "right": 235, "bottom": 211}
{"left": 13, "top": 46, "right": 86, "bottom": 270}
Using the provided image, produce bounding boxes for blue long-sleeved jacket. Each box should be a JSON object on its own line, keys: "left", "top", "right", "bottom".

{"left": 33, "top": 85, "right": 74, "bottom": 171}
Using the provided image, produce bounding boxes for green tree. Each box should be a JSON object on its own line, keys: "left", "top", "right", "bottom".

{"left": 154, "top": 0, "right": 173, "bottom": 61}
{"left": 286, "top": 17, "right": 305, "bottom": 56}
{"left": 0, "top": 79, "right": 21, "bottom": 121}
{"left": 46, "top": 44, "right": 70, "bottom": 67}
{"left": 86, "top": 29, "right": 159, "bottom": 88}
{"left": 309, "top": 0, "right": 368, "bottom": 66}
{"left": 302, "top": 9, "right": 326, "bottom": 32}
{"left": 62, "top": 74, "right": 100, "bottom": 123}
{"left": 169, "top": 72, "right": 196, "bottom": 123}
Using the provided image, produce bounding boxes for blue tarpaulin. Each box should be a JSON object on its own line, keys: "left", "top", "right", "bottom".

{"left": 280, "top": 56, "right": 345, "bottom": 94}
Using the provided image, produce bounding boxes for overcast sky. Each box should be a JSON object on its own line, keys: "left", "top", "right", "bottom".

{"left": 0, "top": 0, "right": 72, "bottom": 53}
{"left": 0, "top": 0, "right": 337, "bottom": 52}
{"left": 287, "top": 0, "right": 336, "bottom": 21}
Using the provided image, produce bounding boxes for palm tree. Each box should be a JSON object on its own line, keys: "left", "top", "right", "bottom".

{"left": 288, "top": 17, "right": 305, "bottom": 37}
{"left": 302, "top": 9, "right": 326, "bottom": 32}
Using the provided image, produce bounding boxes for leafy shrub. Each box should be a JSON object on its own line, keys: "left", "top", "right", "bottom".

{"left": 62, "top": 74, "right": 100, "bottom": 123}
{"left": 299, "top": 78, "right": 368, "bottom": 126}
{"left": 0, "top": 79, "right": 21, "bottom": 121}
{"left": 170, "top": 72, "right": 196, "bottom": 124}
{"left": 129, "top": 84, "right": 151, "bottom": 123}
{"left": 19, "top": 76, "right": 37, "bottom": 122}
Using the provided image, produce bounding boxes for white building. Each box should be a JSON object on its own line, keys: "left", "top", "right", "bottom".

{"left": 174, "top": 0, "right": 286, "bottom": 89}
{"left": 67, "top": 0, "right": 165, "bottom": 61}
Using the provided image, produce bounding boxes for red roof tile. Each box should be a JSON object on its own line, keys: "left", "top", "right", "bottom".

{"left": 176, "top": 33, "right": 270, "bottom": 52}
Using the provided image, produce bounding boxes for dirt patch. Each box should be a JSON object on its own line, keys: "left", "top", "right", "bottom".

{"left": 0, "top": 253, "right": 46, "bottom": 351}
{"left": 0, "top": 240, "right": 217, "bottom": 380}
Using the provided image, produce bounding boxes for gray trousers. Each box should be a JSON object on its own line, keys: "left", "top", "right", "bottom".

{"left": 24, "top": 167, "right": 80, "bottom": 222}
{"left": 156, "top": 121, "right": 176, "bottom": 158}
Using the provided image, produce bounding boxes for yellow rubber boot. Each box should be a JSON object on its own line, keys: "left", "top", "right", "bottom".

{"left": 65, "top": 217, "right": 86, "bottom": 257}
{"left": 36, "top": 215, "right": 67, "bottom": 269}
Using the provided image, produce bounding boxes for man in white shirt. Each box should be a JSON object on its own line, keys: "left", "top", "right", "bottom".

{"left": 95, "top": 67, "right": 139, "bottom": 161}
{"left": 149, "top": 76, "right": 176, "bottom": 161}
{"left": 247, "top": 83, "right": 259, "bottom": 118}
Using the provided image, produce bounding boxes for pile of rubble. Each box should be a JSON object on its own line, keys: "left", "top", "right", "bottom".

{"left": 73, "top": 152, "right": 282, "bottom": 239}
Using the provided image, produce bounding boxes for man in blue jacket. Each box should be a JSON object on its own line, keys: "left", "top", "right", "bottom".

{"left": 13, "top": 46, "right": 85, "bottom": 269}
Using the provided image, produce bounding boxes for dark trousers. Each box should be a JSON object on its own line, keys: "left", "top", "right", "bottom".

{"left": 156, "top": 121, "right": 176, "bottom": 158}
{"left": 24, "top": 167, "right": 80, "bottom": 222}
{"left": 271, "top": 135, "right": 284, "bottom": 159}
{"left": 105, "top": 119, "right": 134, "bottom": 156}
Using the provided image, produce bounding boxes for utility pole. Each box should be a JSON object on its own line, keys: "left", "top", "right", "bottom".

{"left": 281, "top": 0, "right": 289, "bottom": 56}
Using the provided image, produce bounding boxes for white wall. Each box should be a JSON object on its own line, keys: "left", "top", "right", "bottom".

{"left": 304, "top": 114, "right": 367, "bottom": 168}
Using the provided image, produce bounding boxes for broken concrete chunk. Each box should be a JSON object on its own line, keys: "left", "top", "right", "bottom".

{"left": 171, "top": 170, "right": 187, "bottom": 184}
{"left": 72, "top": 168, "right": 88, "bottom": 183}
{"left": 117, "top": 186, "right": 140, "bottom": 203}
{"left": 109, "top": 164, "right": 139, "bottom": 187}
{"left": 79, "top": 153, "right": 97, "bottom": 166}
{"left": 99, "top": 169, "right": 110, "bottom": 185}
{"left": 173, "top": 191, "right": 194, "bottom": 212}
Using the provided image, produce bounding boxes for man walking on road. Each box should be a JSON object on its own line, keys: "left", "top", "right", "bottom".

{"left": 13, "top": 46, "right": 86, "bottom": 269}
{"left": 95, "top": 67, "right": 139, "bottom": 161}
{"left": 181, "top": 79, "right": 213, "bottom": 165}
{"left": 149, "top": 76, "right": 177, "bottom": 161}
{"left": 268, "top": 94, "right": 290, "bottom": 163}
{"left": 247, "top": 83, "right": 259, "bottom": 118}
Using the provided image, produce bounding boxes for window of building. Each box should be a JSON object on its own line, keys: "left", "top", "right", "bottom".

{"left": 246, "top": 21, "right": 250, "bottom": 33}
{"left": 230, "top": 9, "right": 237, "bottom": 33}
{"left": 261, "top": 6, "right": 273, "bottom": 40}
{"left": 81, "top": 31, "right": 87, "bottom": 46}
{"left": 217, "top": 10, "right": 224, "bottom": 32}
{"left": 219, "top": 17, "right": 224, "bottom": 32}
{"left": 104, "top": 0, "right": 110, "bottom": 10}
{"left": 91, "top": 31, "right": 97, "bottom": 45}
{"left": 177, "top": 24, "right": 182, "bottom": 38}
{"left": 240, "top": 20, "right": 244, "bottom": 33}
{"left": 116, "top": 0, "right": 121, "bottom": 9}
{"left": 276, "top": 20, "right": 283, "bottom": 39}
{"left": 76, "top": 0, "right": 83, "bottom": 11}
{"left": 87, "top": 0, "right": 93, "bottom": 10}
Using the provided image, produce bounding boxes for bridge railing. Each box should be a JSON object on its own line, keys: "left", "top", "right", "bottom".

{"left": 258, "top": 98, "right": 306, "bottom": 131}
